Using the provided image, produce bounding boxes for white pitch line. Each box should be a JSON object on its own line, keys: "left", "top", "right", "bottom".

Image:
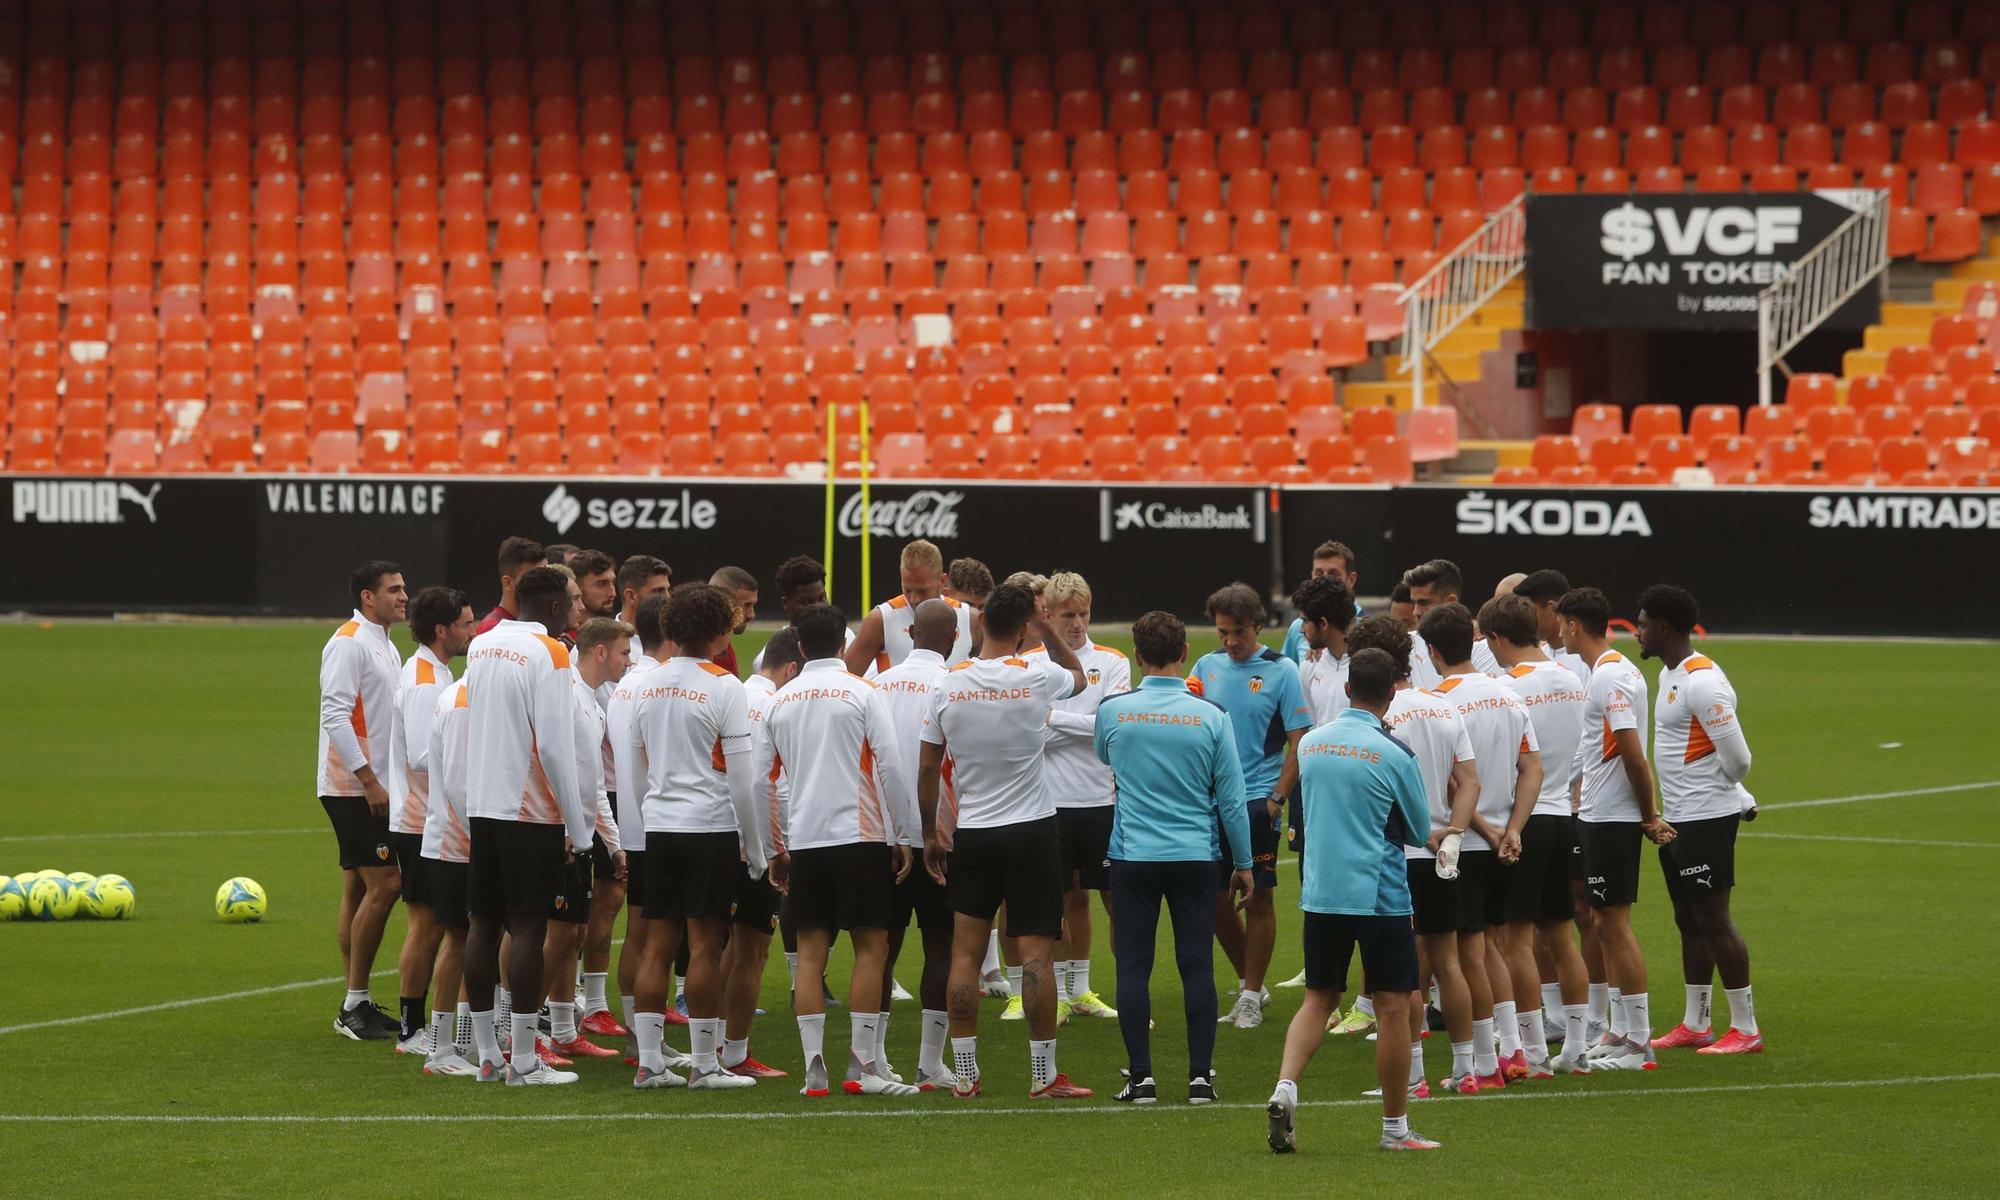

{"left": 0, "top": 969, "right": 383, "bottom": 1036}
{"left": 0, "top": 1072, "right": 1991, "bottom": 1124}
{"left": 1759, "top": 780, "right": 2000, "bottom": 811}
{"left": 0, "top": 826, "right": 321, "bottom": 844}
{"left": 1744, "top": 831, "right": 2000, "bottom": 850}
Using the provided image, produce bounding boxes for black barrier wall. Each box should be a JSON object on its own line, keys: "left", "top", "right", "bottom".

{"left": 6, "top": 476, "right": 1994, "bottom": 635}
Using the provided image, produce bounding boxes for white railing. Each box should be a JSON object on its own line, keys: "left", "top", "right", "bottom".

{"left": 1397, "top": 192, "right": 1528, "bottom": 408}
{"left": 1755, "top": 189, "right": 1891, "bottom": 406}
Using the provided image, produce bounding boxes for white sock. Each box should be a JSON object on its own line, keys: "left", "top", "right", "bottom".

{"left": 1724, "top": 985, "right": 1758, "bottom": 1035}
{"left": 583, "top": 972, "right": 609, "bottom": 1015}
{"left": 1494, "top": 1000, "right": 1522, "bottom": 1056}
{"left": 1608, "top": 987, "right": 1627, "bottom": 1037}
{"left": 1450, "top": 1040, "right": 1473, "bottom": 1077}
{"left": 343, "top": 988, "right": 370, "bottom": 1011}
{"left": 674, "top": 974, "right": 686, "bottom": 1003}
{"left": 454, "top": 1002, "right": 473, "bottom": 1053}
{"left": 982, "top": 930, "right": 1000, "bottom": 975}
{"left": 1408, "top": 1039, "right": 1425, "bottom": 1086}
{"left": 509, "top": 1014, "right": 537, "bottom": 1073}
{"left": 495, "top": 986, "right": 513, "bottom": 1040}
{"left": 1355, "top": 994, "right": 1376, "bottom": 1019}
{"left": 1056, "top": 961, "right": 1075, "bottom": 1003}
{"left": 849, "top": 1011, "right": 878, "bottom": 1077}
{"left": 1384, "top": 1113, "right": 1409, "bottom": 1139}
{"left": 798, "top": 1012, "right": 826, "bottom": 1075}
{"left": 1472, "top": 1018, "right": 1498, "bottom": 1075}
{"left": 551, "top": 1001, "right": 577, "bottom": 1043}
{"left": 1685, "top": 983, "right": 1714, "bottom": 1032}
{"left": 1272, "top": 1077, "right": 1298, "bottom": 1107}
{"left": 1521, "top": 1007, "right": 1548, "bottom": 1057}
{"left": 875, "top": 1011, "right": 893, "bottom": 1074}
{"left": 1029, "top": 1037, "right": 1058, "bottom": 1090}
{"left": 919, "top": 1009, "right": 948, "bottom": 1077}
{"left": 621, "top": 993, "right": 638, "bottom": 1023}
{"left": 1587, "top": 982, "right": 1610, "bottom": 1025}
{"left": 471, "top": 1008, "right": 500, "bottom": 1065}
{"left": 428, "top": 1010, "right": 452, "bottom": 1058}
{"left": 690, "top": 1017, "right": 720, "bottom": 1073}
{"left": 1562, "top": 1003, "right": 1587, "bottom": 1052}
{"left": 1541, "top": 982, "right": 1563, "bottom": 1014}
{"left": 1006, "top": 965, "right": 1023, "bottom": 998}
{"left": 785, "top": 951, "right": 800, "bottom": 989}
{"left": 1621, "top": 992, "right": 1650, "bottom": 1046}
{"left": 1074, "top": 960, "right": 1091, "bottom": 997}
{"left": 951, "top": 1034, "right": 980, "bottom": 1082}
{"left": 634, "top": 1011, "right": 666, "bottom": 1072}
{"left": 723, "top": 1037, "right": 748, "bottom": 1068}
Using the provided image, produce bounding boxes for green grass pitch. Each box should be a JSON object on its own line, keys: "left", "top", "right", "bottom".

{"left": 3, "top": 622, "right": 1996, "bottom": 1196}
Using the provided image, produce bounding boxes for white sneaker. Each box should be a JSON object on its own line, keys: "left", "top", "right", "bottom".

{"left": 422, "top": 1050, "right": 480, "bottom": 1077}
{"left": 632, "top": 1064, "right": 688, "bottom": 1089}
{"left": 890, "top": 978, "right": 914, "bottom": 1002}
{"left": 1592, "top": 1041, "right": 1657, "bottom": 1071}
{"left": 476, "top": 1057, "right": 506, "bottom": 1083}
{"left": 394, "top": 1030, "right": 430, "bottom": 1056}
{"left": 1583, "top": 1018, "right": 1608, "bottom": 1047}
{"left": 1583, "top": 1032, "right": 1627, "bottom": 1062}
{"left": 872, "top": 1061, "right": 906, "bottom": 1085}
{"left": 1275, "top": 970, "right": 1309, "bottom": 988}
{"left": 1228, "top": 991, "right": 1264, "bottom": 1029}
{"left": 914, "top": 1066, "right": 960, "bottom": 1092}
{"left": 1550, "top": 1048, "right": 1593, "bottom": 1075}
{"left": 1542, "top": 1011, "right": 1566, "bottom": 1044}
{"left": 847, "top": 1070, "right": 921, "bottom": 1096}
{"left": 660, "top": 1044, "right": 696, "bottom": 1070}
{"left": 688, "top": 1067, "right": 757, "bottom": 1090}
{"left": 506, "top": 1061, "right": 578, "bottom": 1086}
{"left": 981, "top": 970, "right": 1011, "bottom": 999}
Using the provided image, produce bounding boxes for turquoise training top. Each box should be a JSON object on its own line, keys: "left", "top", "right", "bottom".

{"left": 1188, "top": 648, "right": 1312, "bottom": 801}
{"left": 1095, "top": 677, "right": 1252, "bottom": 869}
{"left": 1297, "top": 707, "right": 1430, "bottom": 917}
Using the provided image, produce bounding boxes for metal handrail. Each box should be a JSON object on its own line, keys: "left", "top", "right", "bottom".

{"left": 1396, "top": 192, "right": 1528, "bottom": 408}
{"left": 1755, "top": 189, "right": 1890, "bottom": 406}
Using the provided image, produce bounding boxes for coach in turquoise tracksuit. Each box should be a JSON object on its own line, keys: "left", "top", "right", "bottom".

{"left": 1095, "top": 612, "right": 1253, "bottom": 1105}
{"left": 1265, "top": 647, "right": 1439, "bottom": 1154}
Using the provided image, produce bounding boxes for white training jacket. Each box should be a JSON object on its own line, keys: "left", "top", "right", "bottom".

{"left": 758, "top": 658, "right": 919, "bottom": 853}
{"left": 389, "top": 645, "right": 453, "bottom": 836}
{"left": 627, "top": 656, "right": 767, "bottom": 876}
{"left": 317, "top": 610, "right": 402, "bottom": 797}
{"left": 422, "top": 680, "right": 471, "bottom": 864}
{"left": 463, "top": 619, "right": 593, "bottom": 849}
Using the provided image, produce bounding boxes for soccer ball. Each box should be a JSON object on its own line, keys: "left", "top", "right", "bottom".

{"left": 26, "top": 876, "right": 81, "bottom": 920}
{"left": 65, "top": 871, "right": 97, "bottom": 889}
{"left": 0, "top": 877, "right": 25, "bottom": 921}
{"left": 215, "top": 877, "right": 267, "bottom": 923}
{"left": 34, "top": 869, "right": 64, "bottom": 881}
{"left": 85, "top": 879, "right": 136, "bottom": 920}
{"left": 96, "top": 873, "right": 130, "bottom": 890}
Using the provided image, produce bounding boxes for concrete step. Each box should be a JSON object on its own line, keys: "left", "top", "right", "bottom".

{"left": 1382, "top": 350, "right": 1484, "bottom": 381}
{"left": 1469, "top": 300, "right": 1524, "bottom": 328}
{"left": 1862, "top": 324, "right": 1927, "bottom": 351}
{"left": 1436, "top": 325, "right": 1505, "bottom": 356}
{"left": 1950, "top": 258, "right": 2000, "bottom": 281}
{"left": 1842, "top": 347, "right": 1887, "bottom": 377}
{"left": 1344, "top": 380, "right": 1413, "bottom": 410}
{"left": 1932, "top": 277, "right": 1979, "bottom": 308}
{"left": 1878, "top": 301, "right": 1945, "bottom": 329}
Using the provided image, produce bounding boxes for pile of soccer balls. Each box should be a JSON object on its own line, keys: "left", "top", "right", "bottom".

{"left": 0, "top": 871, "right": 136, "bottom": 921}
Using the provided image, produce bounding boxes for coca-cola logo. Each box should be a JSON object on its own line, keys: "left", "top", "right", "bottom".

{"left": 837, "top": 490, "right": 964, "bottom": 540}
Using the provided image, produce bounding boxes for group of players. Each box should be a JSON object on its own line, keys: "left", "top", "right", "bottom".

{"left": 314, "top": 531, "right": 1764, "bottom": 1151}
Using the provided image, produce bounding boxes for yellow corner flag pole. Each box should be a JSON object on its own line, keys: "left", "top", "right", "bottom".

{"left": 858, "top": 396, "right": 872, "bottom": 613}
{"left": 822, "top": 401, "right": 837, "bottom": 599}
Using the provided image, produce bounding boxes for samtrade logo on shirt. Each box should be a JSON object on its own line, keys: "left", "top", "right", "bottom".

{"left": 1099, "top": 491, "right": 1266, "bottom": 542}
{"left": 12, "top": 481, "right": 161, "bottom": 525}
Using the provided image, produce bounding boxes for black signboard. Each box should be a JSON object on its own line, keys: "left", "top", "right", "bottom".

{"left": 1526, "top": 192, "right": 1882, "bottom": 331}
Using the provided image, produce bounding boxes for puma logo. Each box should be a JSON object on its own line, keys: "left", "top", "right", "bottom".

{"left": 116, "top": 482, "right": 162, "bottom": 523}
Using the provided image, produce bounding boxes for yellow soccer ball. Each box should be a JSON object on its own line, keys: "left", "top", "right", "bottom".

{"left": 215, "top": 877, "right": 268, "bottom": 924}
{"left": 27, "top": 877, "right": 81, "bottom": 920}
{"left": 0, "top": 877, "right": 25, "bottom": 921}
{"left": 85, "top": 880, "right": 136, "bottom": 920}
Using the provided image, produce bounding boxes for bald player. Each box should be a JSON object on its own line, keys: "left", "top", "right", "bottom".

{"left": 844, "top": 540, "right": 975, "bottom": 676}
{"left": 874, "top": 598, "right": 964, "bottom": 1089}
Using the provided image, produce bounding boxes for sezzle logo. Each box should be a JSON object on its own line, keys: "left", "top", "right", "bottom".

{"left": 543, "top": 485, "right": 719, "bottom": 533}
{"left": 12, "top": 481, "right": 161, "bottom": 525}
{"left": 1455, "top": 492, "right": 1653, "bottom": 537}
{"left": 544, "top": 485, "right": 583, "bottom": 535}
{"left": 837, "top": 490, "right": 962, "bottom": 540}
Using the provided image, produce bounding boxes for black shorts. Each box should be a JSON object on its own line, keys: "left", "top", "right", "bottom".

{"left": 467, "top": 817, "right": 566, "bottom": 919}
{"left": 641, "top": 830, "right": 742, "bottom": 921}
{"left": 428, "top": 858, "right": 470, "bottom": 931}
{"left": 1580, "top": 820, "right": 1643, "bottom": 909}
{"left": 1659, "top": 814, "right": 1739, "bottom": 900}
{"left": 550, "top": 851, "right": 593, "bottom": 924}
{"left": 624, "top": 849, "right": 646, "bottom": 904}
{"left": 391, "top": 831, "right": 430, "bottom": 905}
{"left": 1568, "top": 816, "right": 1587, "bottom": 881}
{"left": 1218, "top": 801, "right": 1282, "bottom": 891}
{"left": 321, "top": 795, "right": 394, "bottom": 871}
{"left": 788, "top": 842, "right": 896, "bottom": 932}
{"left": 948, "top": 815, "right": 1064, "bottom": 938}
{"left": 731, "top": 869, "right": 782, "bottom": 933}
{"left": 893, "top": 859, "right": 953, "bottom": 933}
{"left": 1406, "top": 857, "right": 1475, "bottom": 936}
{"left": 1503, "top": 814, "right": 1575, "bottom": 924}
{"left": 1455, "top": 848, "right": 1505, "bottom": 930}
{"left": 1056, "top": 805, "right": 1114, "bottom": 891}
{"left": 590, "top": 832, "right": 623, "bottom": 883}
{"left": 1301, "top": 911, "right": 1418, "bottom": 995}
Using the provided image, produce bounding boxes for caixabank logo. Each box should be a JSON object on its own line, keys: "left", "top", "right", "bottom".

{"left": 1099, "top": 491, "right": 1262, "bottom": 541}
